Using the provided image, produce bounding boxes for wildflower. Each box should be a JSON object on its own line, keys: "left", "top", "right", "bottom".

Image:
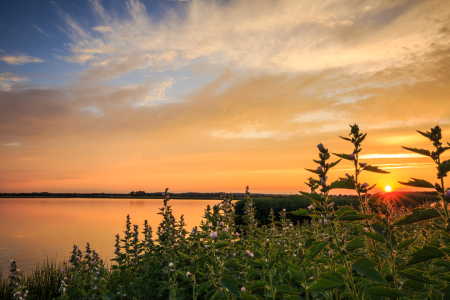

{"left": 320, "top": 179, "right": 326, "bottom": 187}
{"left": 169, "top": 262, "right": 173, "bottom": 267}
{"left": 361, "top": 163, "right": 367, "bottom": 167}
{"left": 210, "top": 232, "right": 218, "bottom": 239}
{"left": 205, "top": 245, "right": 209, "bottom": 248}
{"left": 215, "top": 249, "right": 219, "bottom": 253}
{"left": 340, "top": 248, "right": 347, "bottom": 255}
{"left": 235, "top": 232, "right": 240, "bottom": 237}
{"left": 317, "top": 143, "right": 325, "bottom": 152}
{"left": 186, "top": 271, "right": 191, "bottom": 277}
{"left": 307, "top": 205, "right": 313, "bottom": 211}
{"left": 327, "top": 202, "right": 334, "bottom": 208}
{"left": 94, "top": 286, "right": 97, "bottom": 290}
{"left": 363, "top": 228, "right": 368, "bottom": 232}
{"left": 329, "top": 250, "right": 333, "bottom": 256}
{"left": 361, "top": 182, "right": 369, "bottom": 188}
{"left": 240, "top": 287, "right": 246, "bottom": 292}
{"left": 317, "top": 166, "right": 323, "bottom": 172}
{"left": 446, "top": 190, "right": 450, "bottom": 198}
{"left": 323, "top": 219, "right": 328, "bottom": 225}
{"left": 219, "top": 221, "right": 224, "bottom": 226}
{"left": 349, "top": 153, "right": 355, "bottom": 160}
{"left": 345, "top": 173, "right": 351, "bottom": 178}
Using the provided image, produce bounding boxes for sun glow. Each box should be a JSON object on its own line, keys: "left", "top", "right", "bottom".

{"left": 385, "top": 186, "right": 392, "bottom": 192}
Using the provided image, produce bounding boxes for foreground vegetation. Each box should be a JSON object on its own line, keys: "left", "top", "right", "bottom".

{"left": 3, "top": 124, "right": 450, "bottom": 299}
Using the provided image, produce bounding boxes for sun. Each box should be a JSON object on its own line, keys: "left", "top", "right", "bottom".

{"left": 385, "top": 186, "right": 392, "bottom": 192}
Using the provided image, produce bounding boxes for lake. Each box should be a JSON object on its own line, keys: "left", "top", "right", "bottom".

{"left": 0, "top": 198, "right": 221, "bottom": 274}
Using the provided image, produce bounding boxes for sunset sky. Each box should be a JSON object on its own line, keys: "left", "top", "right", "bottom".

{"left": 1, "top": 0, "right": 449, "bottom": 194}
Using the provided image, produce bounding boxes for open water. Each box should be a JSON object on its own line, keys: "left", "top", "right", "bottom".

{"left": 0, "top": 198, "right": 220, "bottom": 273}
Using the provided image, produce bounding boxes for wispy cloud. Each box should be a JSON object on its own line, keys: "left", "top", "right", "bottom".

{"left": 1, "top": 54, "right": 44, "bottom": 65}
{"left": 359, "top": 153, "right": 425, "bottom": 159}
{"left": 55, "top": 0, "right": 450, "bottom": 80}
{"left": 33, "top": 25, "right": 50, "bottom": 37}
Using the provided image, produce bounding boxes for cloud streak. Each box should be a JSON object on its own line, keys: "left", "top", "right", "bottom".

{"left": 1, "top": 54, "right": 44, "bottom": 65}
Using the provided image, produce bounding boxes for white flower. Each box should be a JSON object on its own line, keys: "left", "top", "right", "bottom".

{"left": 210, "top": 232, "right": 218, "bottom": 239}
{"left": 235, "top": 232, "right": 240, "bottom": 237}
{"left": 186, "top": 271, "right": 191, "bottom": 277}
{"left": 307, "top": 205, "right": 313, "bottom": 210}
{"left": 169, "top": 262, "right": 173, "bottom": 267}
{"left": 240, "top": 287, "right": 246, "bottom": 292}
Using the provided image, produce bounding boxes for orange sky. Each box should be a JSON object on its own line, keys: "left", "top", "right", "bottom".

{"left": 1, "top": 0, "right": 450, "bottom": 194}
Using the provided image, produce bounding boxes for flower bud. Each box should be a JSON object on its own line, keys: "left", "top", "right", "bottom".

{"left": 307, "top": 205, "right": 314, "bottom": 211}
{"left": 320, "top": 179, "right": 326, "bottom": 187}
{"left": 210, "top": 232, "right": 218, "bottom": 239}
{"left": 340, "top": 248, "right": 347, "bottom": 255}
{"left": 317, "top": 166, "right": 323, "bottom": 172}
{"left": 317, "top": 143, "right": 325, "bottom": 152}
{"left": 349, "top": 153, "right": 355, "bottom": 160}
{"left": 323, "top": 219, "right": 328, "bottom": 225}
{"left": 446, "top": 190, "right": 450, "bottom": 199}
{"left": 361, "top": 182, "right": 369, "bottom": 189}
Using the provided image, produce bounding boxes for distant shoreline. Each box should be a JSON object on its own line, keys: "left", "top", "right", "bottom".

{"left": 0, "top": 191, "right": 438, "bottom": 200}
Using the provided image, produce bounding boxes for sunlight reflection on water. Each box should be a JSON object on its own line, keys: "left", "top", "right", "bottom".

{"left": 0, "top": 198, "right": 221, "bottom": 273}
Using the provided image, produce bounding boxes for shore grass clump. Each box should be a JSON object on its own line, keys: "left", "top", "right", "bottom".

{"left": 3, "top": 124, "right": 450, "bottom": 299}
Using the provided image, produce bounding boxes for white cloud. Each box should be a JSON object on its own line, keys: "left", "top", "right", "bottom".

{"left": 1, "top": 54, "right": 44, "bottom": 65}
{"left": 56, "top": 0, "right": 450, "bottom": 80}
{"left": 0, "top": 72, "right": 28, "bottom": 91}
{"left": 3, "top": 142, "right": 22, "bottom": 146}
{"left": 211, "top": 128, "right": 278, "bottom": 139}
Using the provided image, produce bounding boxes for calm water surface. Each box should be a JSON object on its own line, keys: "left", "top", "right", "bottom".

{"left": 0, "top": 198, "right": 220, "bottom": 273}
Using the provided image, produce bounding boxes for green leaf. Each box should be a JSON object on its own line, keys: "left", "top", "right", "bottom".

{"left": 299, "top": 191, "right": 321, "bottom": 202}
{"left": 371, "top": 222, "right": 397, "bottom": 246}
{"left": 240, "top": 293, "right": 259, "bottom": 300}
{"left": 364, "top": 286, "right": 409, "bottom": 298}
{"left": 215, "top": 242, "right": 230, "bottom": 249}
{"left": 333, "top": 153, "right": 353, "bottom": 161}
{"left": 359, "top": 229, "right": 385, "bottom": 243}
{"left": 352, "top": 258, "right": 387, "bottom": 283}
{"left": 335, "top": 206, "right": 357, "bottom": 217}
{"left": 402, "top": 146, "right": 431, "bottom": 157}
{"left": 337, "top": 177, "right": 356, "bottom": 189}
{"left": 407, "top": 246, "right": 446, "bottom": 265}
{"left": 329, "top": 159, "right": 342, "bottom": 169}
{"left": 398, "top": 178, "right": 435, "bottom": 189}
{"left": 440, "top": 284, "right": 450, "bottom": 300}
{"left": 307, "top": 271, "right": 345, "bottom": 292}
{"left": 249, "top": 280, "right": 268, "bottom": 289}
{"left": 305, "top": 168, "right": 321, "bottom": 175}
{"left": 329, "top": 178, "right": 348, "bottom": 190}
{"left": 399, "top": 269, "right": 437, "bottom": 284}
{"left": 363, "top": 165, "right": 390, "bottom": 174}
{"left": 402, "top": 280, "right": 427, "bottom": 292}
{"left": 339, "top": 212, "right": 375, "bottom": 221}
{"left": 223, "top": 259, "right": 242, "bottom": 269}
{"left": 397, "top": 237, "right": 418, "bottom": 250}
{"left": 381, "top": 261, "right": 392, "bottom": 276}
{"left": 439, "top": 159, "right": 450, "bottom": 176}
{"left": 305, "top": 241, "right": 329, "bottom": 263}
{"left": 355, "top": 133, "right": 367, "bottom": 145}
{"left": 289, "top": 267, "right": 304, "bottom": 282}
{"left": 346, "top": 238, "right": 366, "bottom": 252}
{"left": 289, "top": 209, "right": 310, "bottom": 216}
{"left": 219, "top": 276, "right": 242, "bottom": 298}
{"left": 197, "top": 280, "right": 213, "bottom": 295}
{"left": 339, "top": 135, "right": 352, "bottom": 141}
{"left": 394, "top": 208, "right": 440, "bottom": 225}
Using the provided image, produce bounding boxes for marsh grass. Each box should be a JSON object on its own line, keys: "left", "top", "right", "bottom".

{"left": 1, "top": 257, "right": 71, "bottom": 300}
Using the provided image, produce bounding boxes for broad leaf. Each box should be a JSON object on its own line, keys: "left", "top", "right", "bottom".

{"left": 336, "top": 177, "right": 356, "bottom": 189}
{"left": 407, "top": 246, "right": 446, "bottom": 265}
{"left": 346, "top": 238, "right": 365, "bottom": 252}
{"left": 240, "top": 292, "right": 258, "bottom": 300}
{"left": 335, "top": 206, "right": 357, "bottom": 217}
{"left": 215, "top": 242, "right": 230, "bottom": 249}
{"left": 329, "top": 159, "right": 342, "bottom": 169}
{"left": 394, "top": 208, "right": 440, "bottom": 225}
{"left": 290, "top": 209, "right": 310, "bottom": 216}
{"left": 398, "top": 178, "right": 435, "bottom": 189}
{"left": 219, "top": 276, "right": 242, "bottom": 298}
{"left": 299, "top": 191, "right": 322, "bottom": 202}
{"left": 223, "top": 259, "right": 242, "bottom": 269}
{"left": 307, "top": 271, "right": 345, "bottom": 292}
{"left": 397, "top": 237, "right": 418, "bottom": 250}
{"left": 402, "top": 146, "right": 431, "bottom": 157}
{"left": 352, "top": 258, "right": 386, "bottom": 283}
{"left": 333, "top": 153, "right": 353, "bottom": 161}
{"left": 399, "top": 269, "right": 437, "bottom": 284}
{"left": 364, "top": 286, "right": 409, "bottom": 298}
{"left": 305, "top": 241, "right": 329, "bottom": 263}
{"left": 339, "top": 212, "right": 375, "bottom": 221}
{"left": 363, "top": 165, "right": 390, "bottom": 174}
{"left": 329, "top": 178, "right": 348, "bottom": 189}
{"left": 355, "top": 133, "right": 367, "bottom": 145}
{"left": 359, "top": 229, "right": 385, "bottom": 243}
